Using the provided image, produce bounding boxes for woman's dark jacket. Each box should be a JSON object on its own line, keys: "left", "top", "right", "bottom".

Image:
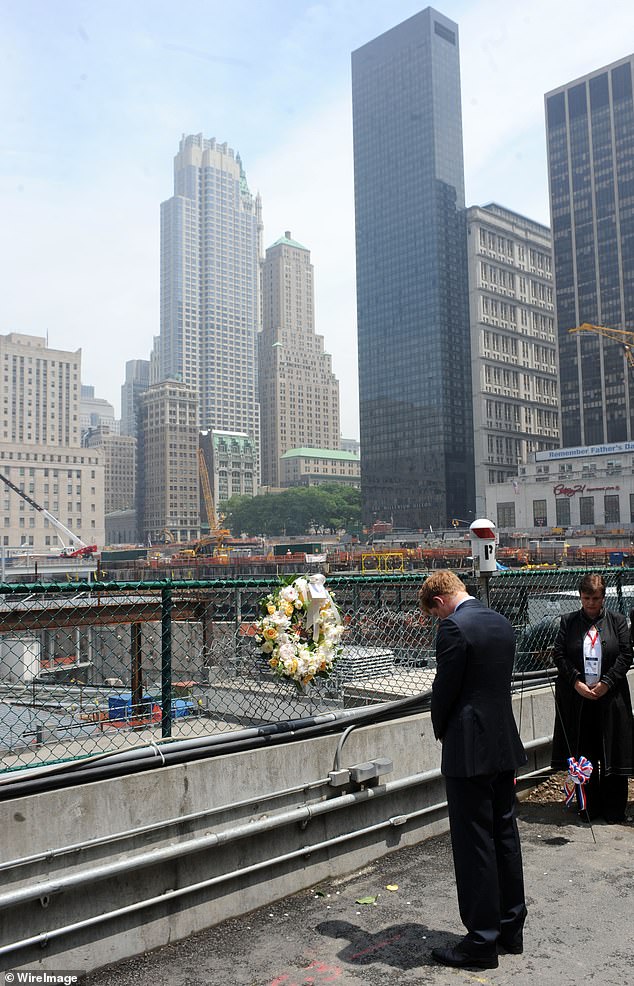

{"left": 551, "top": 607, "right": 633, "bottom": 775}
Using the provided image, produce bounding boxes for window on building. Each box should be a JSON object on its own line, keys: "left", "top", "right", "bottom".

{"left": 533, "top": 499, "right": 547, "bottom": 527}
{"left": 497, "top": 502, "right": 516, "bottom": 528}
{"left": 630, "top": 493, "right": 634, "bottom": 524}
{"left": 604, "top": 495, "right": 620, "bottom": 525}
{"left": 579, "top": 496, "right": 594, "bottom": 526}
{"left": 555, "top": 498, "right": 570, "bottom": 527}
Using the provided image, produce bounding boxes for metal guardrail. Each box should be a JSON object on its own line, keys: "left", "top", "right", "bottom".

{"left": 0, "top": 568, "right": 630, "bottom": 773}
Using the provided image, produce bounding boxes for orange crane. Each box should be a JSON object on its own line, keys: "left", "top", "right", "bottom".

{"left": 569, "top": 323, "right": 634, "bottom": 367}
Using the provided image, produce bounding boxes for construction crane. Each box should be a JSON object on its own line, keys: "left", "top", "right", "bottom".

{"left": 0, "top": 471, "right": 97, "bottom": 557}
{"left": 197, "top": 448, "right": 217, "bottom": 530}
{"left": 196, "top": 449, "right": 230, "bottom": 552}
{"left": 569, "top": 323, "right": 634, "bottom": 367}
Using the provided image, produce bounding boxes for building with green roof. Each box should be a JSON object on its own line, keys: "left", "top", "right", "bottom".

{"left": 280, "top": 447, "right": 360, "bottom": 487}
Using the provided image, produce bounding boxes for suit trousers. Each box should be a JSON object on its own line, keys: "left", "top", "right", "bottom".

{"left": 444, "top": 770, "right": 526, "bottom": 951}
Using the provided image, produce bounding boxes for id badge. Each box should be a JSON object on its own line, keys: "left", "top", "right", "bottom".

{"left": 585, "top": 657, "right": 599, "bottom": 678}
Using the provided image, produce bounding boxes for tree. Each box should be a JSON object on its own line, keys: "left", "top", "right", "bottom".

{"left": 220, "top": 485, "right": 361, "bottom": 537}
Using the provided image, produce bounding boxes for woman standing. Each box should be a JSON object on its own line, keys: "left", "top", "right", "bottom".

{"left": 551, "top": 573, "right": 633, "bottom": 823}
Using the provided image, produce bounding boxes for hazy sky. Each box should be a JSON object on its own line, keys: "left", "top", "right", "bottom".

{"left": 2, "top": 0, "right": 634, "bottom": 439}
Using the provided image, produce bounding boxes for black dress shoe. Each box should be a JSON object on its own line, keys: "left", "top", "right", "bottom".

{"left": 499, "top": 933, "right": 523, "bottom": 954}
{"left": 431, "top": 945, "right": 498, "bottom": 969}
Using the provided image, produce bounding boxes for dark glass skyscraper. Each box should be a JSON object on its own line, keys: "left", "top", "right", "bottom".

{"left": 546, "top": 55, "right": 634, "bottom": 446}
{"left": 352, "top": 8, "right": 474, "bottom": 530}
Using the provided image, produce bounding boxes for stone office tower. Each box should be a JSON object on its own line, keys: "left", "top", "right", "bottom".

{"left": 0, "top": 332, "right": 105, "bottom": 551}
{"left": 546, "top": 55, "right": 634, "bottom": 445}
{"left": 136, "top": 380, "right": 199, "bottom": 545}
{"left": 466, "top": 204, "right": 560, "bottom": 515}
{"left": 352, "top": 8, "right": 474, "bottom": 529}
{"left": 160, "top": 134, "right": 262, "bottom": 491}
{"left": 259, "top": 232, "right": 340, "bottom": 488}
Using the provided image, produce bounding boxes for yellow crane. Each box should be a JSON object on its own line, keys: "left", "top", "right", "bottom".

{"left": 569, "top": 323, "right": 634, "bottom": 367}
{"left": 196, "top": 449, "right": 230, "bottom": 553}
{"left": 197, "top": 448, "right": 217, "bottom": 529}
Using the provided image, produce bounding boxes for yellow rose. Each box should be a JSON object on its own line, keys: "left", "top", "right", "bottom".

{"left": 269, "top": 657, "right": 278, "bottom": 668}
{"left": 263, "top": 626, "right": 278, "bottom": 640}
{"left": 267, "top": 604, "right": 276, "bottom": 615}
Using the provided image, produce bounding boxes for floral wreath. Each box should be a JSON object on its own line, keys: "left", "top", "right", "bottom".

{"left": 254, "top": 574, "right": 344, "bottom": 689}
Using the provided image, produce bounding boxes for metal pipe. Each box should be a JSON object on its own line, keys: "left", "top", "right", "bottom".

{"left": 0, "top": 736, "right": 557, "bottom": 959}
{"left": 0, "top": 698, "right": 548, "bottom": 805}
{"left": 0, "top": 795, "right": 450, "bottom": 959}
{"left": 517, "top": 765, "right": 555, "bottom": 781}
{"left": 514, "top": 667, "right": 556, "bottom": 676}
{"left": 1, "top": 700, "right": 449, "bottom": 869}
{"left": 0, "top": 766, "right": 443, "bottom": 912}
{"left": 334, "top": 724, "right": 357, "bottom": 771}
{"left": 523, "top": 735, "right": 553, "bottom": 751}
{"left": 161, "top": 586, "right": 172, "bottom": 738}
{"left": 0, "top": 694, "right": 430, "bottom": 797}
{"left": 0, "top": 772, "right": 334, "bottom": 874}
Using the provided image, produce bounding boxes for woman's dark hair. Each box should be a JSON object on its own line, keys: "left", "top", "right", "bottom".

{"left": 578, "top": 573, "right": 606, "bottom": 596}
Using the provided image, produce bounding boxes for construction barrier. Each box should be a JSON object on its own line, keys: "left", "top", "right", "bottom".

{"left": 0, "top": 568, "right": 630, "bottom": 773}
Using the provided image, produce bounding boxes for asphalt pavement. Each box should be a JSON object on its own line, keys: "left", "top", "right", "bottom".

{"left": 79, "top": 795, "right": 634, "bottom": 986}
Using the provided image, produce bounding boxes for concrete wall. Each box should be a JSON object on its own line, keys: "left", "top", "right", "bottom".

{"left": 1, "top": 686, "right": 558, "bottom": 974}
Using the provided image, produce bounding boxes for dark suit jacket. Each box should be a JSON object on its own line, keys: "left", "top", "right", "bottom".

{"left": 551, "top": 607, "right": 633, "bottom": 774}
{"left": 431, "top": 597, "right": 527, "bottom": 778}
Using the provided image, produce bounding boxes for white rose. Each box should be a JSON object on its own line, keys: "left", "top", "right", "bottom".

{"left": 278, "top": 642, "right": 296, "bottom": 663}
{"left": 280, "top": 586, "right": 298, "bottom": 603}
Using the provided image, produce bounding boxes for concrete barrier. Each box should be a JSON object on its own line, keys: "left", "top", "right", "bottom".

{"left": 1, "top": 685, "right": 557, "bottom": 975}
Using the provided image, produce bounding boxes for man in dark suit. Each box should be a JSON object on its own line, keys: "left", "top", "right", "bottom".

{"left": 419, "top": 570, "right": 527, "bottom": 970}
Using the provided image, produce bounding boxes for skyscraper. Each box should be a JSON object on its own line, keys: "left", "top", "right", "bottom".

{"left": 84, "top": 427, "right": 136, "bottom": 515}
{"left": 545, "top": 55, "right": 634, "bottom": 446}
{"left": 160, "top": 134, "right": 262, "bottom": 490}
{"left": 466, "top": 204, "right": 559, "bottom": 514}
{"left": 120, "top": 359, "right": 150, "bottom": 439}
{"left": 0, "top": 333, "right": 104, "bottom": 550}
{"left": 79, "top": 385, "right": 117, "bottom": 441}
{"left": 352, "top": 8, "right": 474, "bottom": 530}
{"left": 137, "top": 380, "right": 199, "bottom": 544}
{"left": 259, "top": 232, "right": 340, "bottom": 487}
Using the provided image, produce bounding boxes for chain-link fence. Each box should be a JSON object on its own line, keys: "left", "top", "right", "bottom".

{"left": 1, "top": 568, "right": 630, "bottom": 773}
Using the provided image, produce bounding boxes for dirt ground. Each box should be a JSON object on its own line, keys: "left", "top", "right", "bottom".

{"left": 525, "top": 770, "right": 634, "bottom": 817}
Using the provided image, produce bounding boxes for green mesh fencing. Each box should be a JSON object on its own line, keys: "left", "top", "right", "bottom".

{"left": 0, "top": 569, "right": 629, "bottom": 773}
